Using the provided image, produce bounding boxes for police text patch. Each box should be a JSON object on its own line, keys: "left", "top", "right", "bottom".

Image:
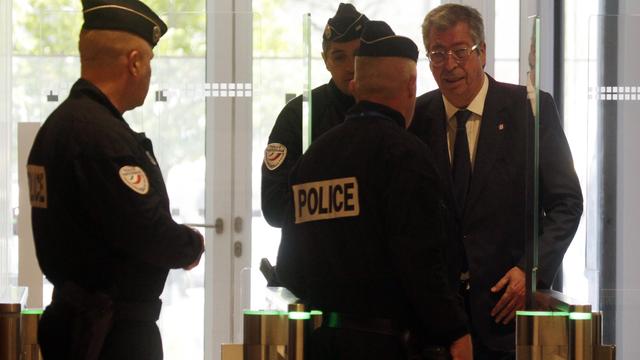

{"left": 264, "top": 143, "right": 287, "bottom": 170}
{"left": 27, "top": 165, "right": 48, "bottom": 209}
{"left": 119, "top": 166, "right": 150, "bottom": 195}
{"left": 292, "top": 177, "right": 360, "bottom": 224}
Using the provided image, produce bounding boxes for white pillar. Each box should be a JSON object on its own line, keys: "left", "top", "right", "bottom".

{"left": 0, "top": 0, "right": 13, "bottom": 294}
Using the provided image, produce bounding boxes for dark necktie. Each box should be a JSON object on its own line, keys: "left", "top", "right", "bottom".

{"left": 452, "top": 109, "right": 472, "bottom": 215}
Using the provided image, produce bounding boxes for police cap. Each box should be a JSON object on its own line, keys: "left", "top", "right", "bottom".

{"left": 323, "top": 3, "right": 369, "bottom": 42}
{"left": 82, "top": 0, "right": 168, "bottom": 47}
{"left": 356, "top": 21, "right": 419, "bottom": 62}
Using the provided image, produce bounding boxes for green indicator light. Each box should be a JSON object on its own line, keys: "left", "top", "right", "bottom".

{"left": 243, "top": 310, "right": 287, "bottom": 316}
{"left": 21, "top": 309, "right": 44, "bottom": 315}
{"left": 517, "top": 311, "right": 553, "bottom": 316}
{"left": 516, "top": 311, "right": 570, "bottom": 317}
{"left": 289, "top": 311, "right": 311, "bottom": 320}
{"left": 310, "top": 310, "right": 323, "bottom": 316}
{"left": 570, "top": 312, "right": 592, "bottom": 320}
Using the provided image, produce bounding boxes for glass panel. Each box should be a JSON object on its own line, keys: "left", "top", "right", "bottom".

{"left": 302, "top": 13, "right": 312, "bottom": 153}
{"left": 587, "top": 14, "right": 640, "bottom": 358}
{"left": 524, "top": 16, "right": 541, "bottom": 306}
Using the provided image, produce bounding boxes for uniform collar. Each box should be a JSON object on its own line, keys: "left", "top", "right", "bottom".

{"left": 328, "top": 79, "right": 356, "bottom": 110}
{"left": 72, "top": 78, "right": 126, "bottom": 121}
{"left": 347, "top": 100, "right": 405, "bottom": 128}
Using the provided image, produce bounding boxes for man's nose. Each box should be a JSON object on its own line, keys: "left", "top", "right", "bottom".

{"left": 444, "top": 52, "right": 458, "bottom": 71}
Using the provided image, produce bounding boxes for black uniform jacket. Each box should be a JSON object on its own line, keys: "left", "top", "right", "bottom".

{"left": 261, "top": 79, "right": 354, "bottom": 227}
{"left": 409, "top": 75, "right": 583, "bottom": 351}
{"left": 276, "top": 101, "right": 469, "bottom": 346}
{"left": 28, "top": 79, "right": 202, "bottom": 302}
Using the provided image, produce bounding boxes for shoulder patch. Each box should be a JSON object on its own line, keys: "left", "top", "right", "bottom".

{"left": 119, "top": 166, "right": 149, "bottom": 195}
{"left": 27, "top": 165, "right": 48, "bottom": 209}
{"left": 264, "top": 143, "right": 287, "bottom": 171}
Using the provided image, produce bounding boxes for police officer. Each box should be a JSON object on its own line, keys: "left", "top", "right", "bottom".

{"left": 276, "top": 21, "right": 472, "bottom": 360}
{"left": 261, "top": 3, "right": 369, "bottom": 227}
{"left": 27, "top": 1, "right": 204, "bottom": 359}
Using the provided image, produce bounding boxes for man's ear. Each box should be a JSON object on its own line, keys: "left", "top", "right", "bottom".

{"left": 407, "top": 74, "right": 417, "bottom": 99}
{"left": 348, "top": 79, "right": 357, "bottom": 99}
{"left": 127, "top": 50, "right": 141, "bottom": 76}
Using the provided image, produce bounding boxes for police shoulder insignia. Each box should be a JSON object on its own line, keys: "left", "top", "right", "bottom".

{"left": 27, "top": 165, "right": 48, "bottom": 209}
{"left": 264, "top": 143, "right": 287, "bottom": 171}
{"left": 119, "top": 166, "right": 150, "bottom": 195}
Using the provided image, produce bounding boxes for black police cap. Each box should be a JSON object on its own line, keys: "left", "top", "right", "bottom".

{"left": 82, "top": 0, "right": 168, "bottom": 47}
{"left": 355, "top": 21, "right": 419, "bottom": 62}
{"left": 323, "top": 3, "right": 369, "bottom": 43}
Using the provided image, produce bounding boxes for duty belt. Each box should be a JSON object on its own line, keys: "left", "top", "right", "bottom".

{"left": 53, "top": 282, "right": 162, "bottom": 322}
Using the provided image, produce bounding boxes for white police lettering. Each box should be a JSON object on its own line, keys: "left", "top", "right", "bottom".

{"left": 292, "top": 177, "right": 360, "bottom": 224}
{"left": 27, "top": 165, "right": 48, "bottom": 209}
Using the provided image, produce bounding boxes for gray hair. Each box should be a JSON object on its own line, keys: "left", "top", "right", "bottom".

{"left": 421, "top": 4, "right": 485, "bottom": 51}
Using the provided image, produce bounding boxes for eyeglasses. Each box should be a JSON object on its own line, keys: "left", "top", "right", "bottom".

{"left": 427, "top": 44, "right": 480, "bottom": 67}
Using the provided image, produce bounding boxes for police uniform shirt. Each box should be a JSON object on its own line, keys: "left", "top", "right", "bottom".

{"left": 276, "top": 101, "right": 469, "bottom": 345}
{"left": 28, "top": 78, "right": 202, "bottom": 301}
{"left": 261, "top": 79, "right": 354, "bottom": 227}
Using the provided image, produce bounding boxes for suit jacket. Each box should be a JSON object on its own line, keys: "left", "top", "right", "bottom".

{"left": 409, "top": 75, "right": 583, "bottom": 351}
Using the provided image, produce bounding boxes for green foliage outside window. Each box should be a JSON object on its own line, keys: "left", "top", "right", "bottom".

{"left": 13, "top": 0, "right": 206, "bottom": 56}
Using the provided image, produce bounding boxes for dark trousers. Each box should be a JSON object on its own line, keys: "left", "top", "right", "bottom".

{"left": 39, "top": 303, "right": 163, "bottom": 360}
{"left": 309, "top": 326, "right": 406, "bottom": 360}
{"left": 460, "top": 285, "right": 515, "bottom": 360}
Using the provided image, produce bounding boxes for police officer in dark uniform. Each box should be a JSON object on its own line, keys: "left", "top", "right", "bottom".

{"left": 276, "top": 21, "right": 472, "bottom": 360}
{"left": 27, "top": 1, "right": 204, "bottom": 359}
{"left": 261, "top": 3, "right": 369, "bottom": 227}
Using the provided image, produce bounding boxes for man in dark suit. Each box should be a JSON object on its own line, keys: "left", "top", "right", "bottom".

{"left": 410, "top": 4, "right": 583, "bottom": 359}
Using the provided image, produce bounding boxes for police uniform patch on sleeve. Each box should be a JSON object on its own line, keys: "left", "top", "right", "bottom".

{"left": 264, "top": 143, "right": 287, "bottom": 171}
{"left": 292, "top": 177, "right": 360, "bottom": 224}
{"left": 27, "top": 165, "right": 48, "bottom": 209}
{"left": 119, "top": 166, "right": 150, "bottom": 195}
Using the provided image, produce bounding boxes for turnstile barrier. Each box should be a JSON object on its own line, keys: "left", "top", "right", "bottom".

{"left": 516, "top": 290, "right": 615, "bottom": 360}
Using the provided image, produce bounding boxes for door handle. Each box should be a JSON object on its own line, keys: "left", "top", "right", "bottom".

{"left": 185, "top": 218, "right": 224, "bottom": 234}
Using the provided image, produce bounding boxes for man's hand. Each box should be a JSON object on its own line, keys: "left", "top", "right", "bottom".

{"left": 450, "top": 334, "right": 473, "bottom": 360}
{"left": 490, "top": 266, "right": 526, "bottom": 324}
{"left": 183, "top": 229, "right": 205, "bottom": 271}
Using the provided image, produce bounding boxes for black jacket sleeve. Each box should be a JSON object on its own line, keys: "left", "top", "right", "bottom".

{"left": 536, "top": 91, "right": 583, "bottom": 286}
{"left": 261, "top": 98, "right": 303, "bottom": 227}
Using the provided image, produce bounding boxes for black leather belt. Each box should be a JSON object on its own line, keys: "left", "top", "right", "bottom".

{"left": 53, "top": 282, "right": 162, "bottom": 322}
{"left": 322, "top": 312, "right": 404, "bottom": 337}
